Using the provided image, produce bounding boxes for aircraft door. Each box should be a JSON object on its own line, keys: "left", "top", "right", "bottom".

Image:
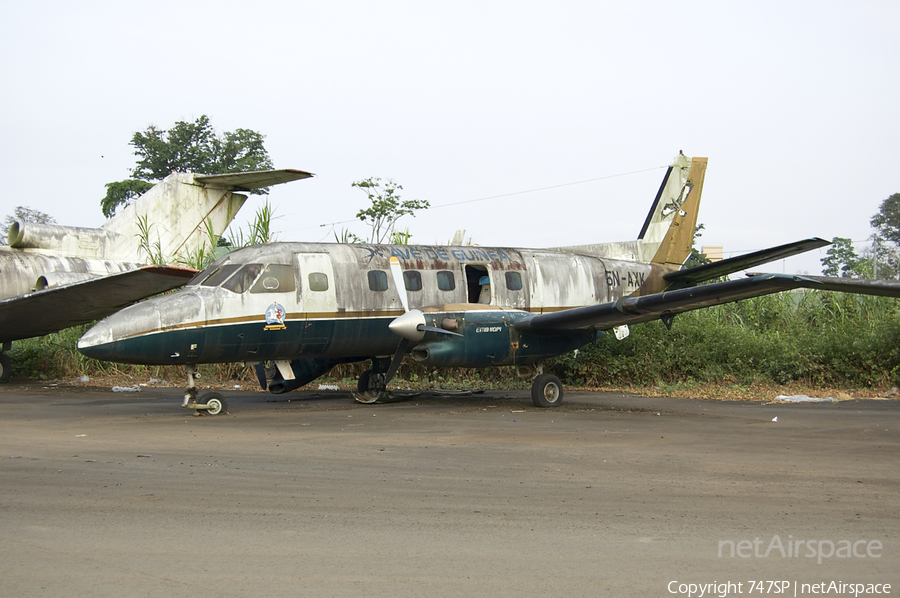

{"left": 294, "top": 253, "right": 337, "bottom": 352}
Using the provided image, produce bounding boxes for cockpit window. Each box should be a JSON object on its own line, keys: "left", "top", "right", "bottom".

{"left": 250, "top": 264, "right": 296, "bottom": 294}
{"left": 222, "top": 264, "right": 264, "bottom": 294}
{"left": 199, "top": 264, "right": 240, "bottom": 287}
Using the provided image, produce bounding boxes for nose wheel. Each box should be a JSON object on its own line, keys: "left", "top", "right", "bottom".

{"left": 181, "top": 366, "right": 229, "bottom": 415}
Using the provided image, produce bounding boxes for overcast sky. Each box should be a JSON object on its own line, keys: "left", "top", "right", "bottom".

{"left": 2, "top": 0, "right": 898, "bottom": 275}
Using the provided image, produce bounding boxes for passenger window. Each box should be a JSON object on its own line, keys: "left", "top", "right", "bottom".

{"left": 437, "top": 271, "right": 455, "bottom": 291}
{"left": 222, "top": 264, "right": 264, "bottom": 293}
{"left": 403, "top": 271, "right": 422, "bottom": 292}
{"left": 200, "top": 264, "right": 240, "bottom": 287}
{"left": 368, "top": 270, "right": 388, "bottom": 292}
{"left": 308, "top": 272, "right": 329, "bottom": 292}
{"left": 250, "top": 264, "right": 296, "bottom": 294}
{"left": 505, "top": 271, "right": 523, "bottom": 291}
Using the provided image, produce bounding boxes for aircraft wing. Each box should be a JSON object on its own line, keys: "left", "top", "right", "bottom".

{"left": 663, "top": 238, "right": 831, "bottom": 286}
{"left": 0, "top": 265, "right": 196, "bottom": 343}
{"left": 194, "top": 169, "right": 314, "bottom": 191}
{"left": 514, "top": 273, "right": 900, "bottom": 334}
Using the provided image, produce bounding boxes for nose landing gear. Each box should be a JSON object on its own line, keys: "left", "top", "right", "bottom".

{"left": 182, "top": 365, "right": 229, "bottom": 415}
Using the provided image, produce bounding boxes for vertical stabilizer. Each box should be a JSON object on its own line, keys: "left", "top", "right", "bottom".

{"left": 100, "top": 169, "right": 312, "bottom": 264}
{"left": 640, "top": 154, "right": 707, "bottom": 267}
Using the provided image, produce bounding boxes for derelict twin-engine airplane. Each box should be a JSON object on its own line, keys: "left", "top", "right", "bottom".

{"left": 0, "top": 168, "right": 312, "bottom": 381}
{"left": 78, "top": 153, "right": 900, "bottom": 414}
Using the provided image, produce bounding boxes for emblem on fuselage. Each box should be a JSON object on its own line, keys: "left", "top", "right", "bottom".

{"left": 264, "top": 303, "right": 287, "bottom": 331}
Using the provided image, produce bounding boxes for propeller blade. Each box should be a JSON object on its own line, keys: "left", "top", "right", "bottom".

{"left": 253, "top": 362, "right": 268, "bottom": 390}
{"left": 418, "top": 325, "right": 463, "bottom": 337}
{"left": 382, "top": 337, "right": 411, "bottom": 388}
{"left": 389, "top": 256, "right": 409, "bottom": 312}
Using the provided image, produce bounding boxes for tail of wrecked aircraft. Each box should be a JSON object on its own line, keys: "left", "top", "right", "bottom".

{"left": 6, "top": 169, "right": 312, "bottom": 265}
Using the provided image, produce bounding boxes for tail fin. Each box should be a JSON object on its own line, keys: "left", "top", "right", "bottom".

{"left": 637, "top": 153, "right": 707, "bottom": 267}
{"left": 547, "top": 152, "right": 706, "bottom": 264}
{"left": 100, "top": 169, "right": 312, "bottom": 263}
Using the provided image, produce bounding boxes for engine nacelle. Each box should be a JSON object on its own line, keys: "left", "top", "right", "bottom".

{"left": 8, "top": 221, "right": 121, "bottom": 259}
{"left": 408, "top": 308, "right": 599, "bottom": 368}
{"left": 35, "top": 271, "right": 95, "bottom": 291}
{"left": 410, "top": 310, "right": 517, "bottom": 368}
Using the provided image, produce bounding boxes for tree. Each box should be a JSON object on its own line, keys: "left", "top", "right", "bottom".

{"left": 859, "top": 236, "right": 899, "bottom": 280}
{"left": 1, "top": 206, "right": 56, "bottom": 245}
{"left": 870, "top": 193, "right": 900, "bottom": 247}
{"left": 351, "top": 177, "right": 429, "bottom": 244}
{"left": 100, "top": 179, "right": 154, "bottom": 219}
{"left": 101, "top": 115, "right": 274, "bottom": 217}
{"left": 683, "top": 223, "right": 711, "bottom": 269}
{"left": 821, "top": 237, "right": 861, "bottom": 277}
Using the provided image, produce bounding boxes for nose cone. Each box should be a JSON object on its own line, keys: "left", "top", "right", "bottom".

{"left": 78, "top": 291, "right": 203, "bottom": 364}
{"left": 388, "top": 309, "right": 426, "bottom": 341}
{"left": 77, "top": 299, "right": 162, "bottom": 363}
{"left": 77, "top": 320, "right": 113, "bottom": 357}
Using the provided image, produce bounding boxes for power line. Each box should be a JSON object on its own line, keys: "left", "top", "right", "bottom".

{"left": 276, "top": 164, "right": 668, "bottom": 234}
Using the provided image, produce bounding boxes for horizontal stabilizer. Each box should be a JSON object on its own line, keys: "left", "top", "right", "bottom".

{"left": 664, "top": 238, "right": 830, "bottom": 286}
{"left": 194, "top": 169, "right": 313, "bottom": 190}
{"left": 0, "top": 265, "right": 196, "bottom": 343}
{"left": 514, "top": 273, "right": 900, "bottom": 334}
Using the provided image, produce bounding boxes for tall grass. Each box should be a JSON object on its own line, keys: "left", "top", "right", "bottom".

{"left": 548, "top": 291, "right": 900, "bottom": 389}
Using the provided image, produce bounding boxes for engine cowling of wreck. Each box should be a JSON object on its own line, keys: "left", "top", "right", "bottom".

{"left": 35, "top": 271, "right": 95, "bottom": 291}
{"left": 8, "top": 221, "right": 119, "bottom": 258}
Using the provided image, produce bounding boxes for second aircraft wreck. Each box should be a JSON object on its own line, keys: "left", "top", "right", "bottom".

{"left": 78, "top": 153, "right": 900, "bottom": 413}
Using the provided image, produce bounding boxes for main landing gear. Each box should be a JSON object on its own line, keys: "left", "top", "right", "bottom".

{"left": 354, "top": 357, "right": 402, "bottom": 404}
{"left": 518, "top": 362, "right": 564, "bottom": 408}
{"left": 353, "top": 359, "right": 565, "bottom": 408}
{"left": 182, "top": 365, "right": 228, "bottom": 415}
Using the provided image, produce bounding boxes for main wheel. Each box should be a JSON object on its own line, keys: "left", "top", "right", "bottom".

{"left": 355, "top": 370, "right": 382, "bottom": 404}
{"left": 201, "top": 392, "right": 228, "bottom": 415}
{"left": 0, "top": 353, "right": 11, "bottom": 383}
{"left": 531, "top": 373, "right": 563, "bottom": 408}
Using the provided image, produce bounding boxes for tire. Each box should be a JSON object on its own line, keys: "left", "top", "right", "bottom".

{"left": 355, "top": 370, "right": 381, "bottom": 404}
{"left": 0, "top": 353, "right": 11, "bottom": 383}
{"left": 531, "top": 373, "right": 563, "bottom": 408}
{"left": 201, "top": 392, "right": 227, "bottom": 415}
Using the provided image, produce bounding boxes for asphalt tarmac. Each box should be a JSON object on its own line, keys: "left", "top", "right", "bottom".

{"left": 1, "top": 383, "right": 897, "bottom": 597}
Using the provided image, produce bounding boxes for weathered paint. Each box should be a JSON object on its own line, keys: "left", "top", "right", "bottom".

{"left": 0, "top": 170, "right": 311, "bottom": 345}
{"left": 77, "top": 238, "right": 671, "bottom": 368}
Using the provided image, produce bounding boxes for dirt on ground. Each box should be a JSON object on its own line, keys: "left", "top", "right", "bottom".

{"left": 1, "top": 385, "right": 897, "bottom": 597}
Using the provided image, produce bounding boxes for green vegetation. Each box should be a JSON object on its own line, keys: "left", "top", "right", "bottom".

{"left": 351, "top": 177, "right": 429, "bottom": 243}
{"left": 547, "top": 291, "right": 900, "bottom": 390}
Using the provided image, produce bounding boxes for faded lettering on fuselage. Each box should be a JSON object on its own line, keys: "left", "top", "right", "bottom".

{"left": 389, "top": 246, "right": 511, "bottom": 263}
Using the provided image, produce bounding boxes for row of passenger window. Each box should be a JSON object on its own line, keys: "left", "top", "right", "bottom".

{"left": 368, "top": 270, "right": 523, "bottom": 292}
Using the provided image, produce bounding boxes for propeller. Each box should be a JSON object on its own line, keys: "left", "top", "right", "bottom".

{"left": 361, "top": 257, "right": 461, "bottom": 400}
